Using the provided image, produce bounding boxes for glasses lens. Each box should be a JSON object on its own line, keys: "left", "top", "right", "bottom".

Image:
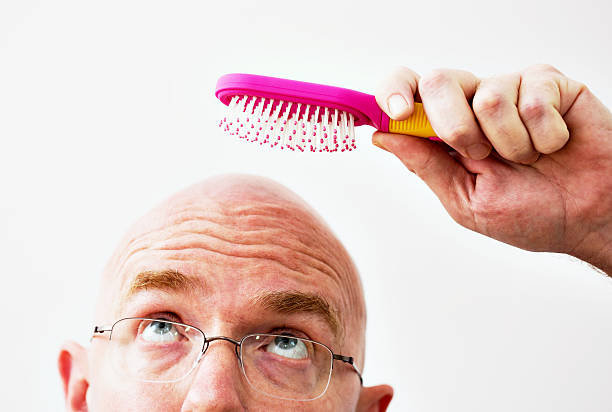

{"left": 108, "top": 318, "right": 204, "bottom": 382}
{"left": 240, "top": 334, "right": 333, "bottom": 401}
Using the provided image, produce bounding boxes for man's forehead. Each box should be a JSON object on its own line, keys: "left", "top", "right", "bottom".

{"left": 111, "top": 201, "right": 345, "bottom": 285}
{"left": 108, "top": 179, "right": 349, "bottom": 289}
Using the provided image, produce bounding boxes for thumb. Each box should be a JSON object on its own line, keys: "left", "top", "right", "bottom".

{"left": 372, "top": 132, "right": 476, "bottom": 228}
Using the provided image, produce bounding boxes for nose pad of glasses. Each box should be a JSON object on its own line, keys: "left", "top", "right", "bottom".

{"left": 195, "top": 341, "right": 210, "bottom": 364}
{"left": 234, "top": 345, "right": 242, "bottom": 367}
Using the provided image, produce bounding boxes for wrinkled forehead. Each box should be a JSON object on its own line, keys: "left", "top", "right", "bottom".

{"left": 96, "top": 184, "right": 365, "bottom": 339}
{"left": 111, "top": 198, "right": 349, "bottom": 288}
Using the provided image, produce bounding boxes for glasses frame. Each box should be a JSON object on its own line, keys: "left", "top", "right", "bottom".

{"left": 92, "top": 317, "right": 363, "bottom": 401}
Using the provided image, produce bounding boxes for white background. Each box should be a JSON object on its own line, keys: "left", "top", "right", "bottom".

{"left": 1, "top": 0, "right": 611, "bottom": 410}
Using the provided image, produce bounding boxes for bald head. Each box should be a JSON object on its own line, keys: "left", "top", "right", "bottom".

{"left": 96, "top": 174, "right": 366, "bottom": 352}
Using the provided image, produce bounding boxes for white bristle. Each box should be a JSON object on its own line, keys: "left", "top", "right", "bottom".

{"left": 219, "top": 95, "right": 357, "bottom": 152}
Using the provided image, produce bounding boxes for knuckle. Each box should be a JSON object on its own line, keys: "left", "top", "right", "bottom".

{"left": 575, "top": 81, "right": 588, "bottom": 93}
{"left": 443, "top": 124, "right": 472, "bottom": 145}
{"left": 527, "top": 63, "right": 561, "bottom": 75}
{"left": 378, "top": 66, "right": 420, "bottom": 102}
{"left": 473, "top": 91, "right": 506, "bottom": 117}
{"left": 539, "top": 78, "right": 559, "bottom": 95}
{"left": 419, "top": 69, "right": 453, "bottom": 94}
{"left": 393, "top": 65, "right": 418, "bottom": 79}
{"left": 501, "top": 145, "right": 539, "bottom": 164}
{"left": 568, "top": 79, "right": 590, "bottom": 98}
{"left": 519, "top": 99, "right": 548, "bottom": 122}
{"left": 535, "top": 129, "right": 570, "bottom": 154}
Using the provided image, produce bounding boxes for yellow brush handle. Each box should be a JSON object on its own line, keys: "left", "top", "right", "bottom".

{"left": 387, "top": 102, "right": 437, "bottom": 138}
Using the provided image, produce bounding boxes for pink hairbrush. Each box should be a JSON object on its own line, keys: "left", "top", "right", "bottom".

{"left": 216, "top": 73, "right": 439, "bottom": 153}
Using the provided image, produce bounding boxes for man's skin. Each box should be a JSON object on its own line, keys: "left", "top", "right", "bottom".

{"left": 59, "top": 64, "right": 612, "bottom": 411}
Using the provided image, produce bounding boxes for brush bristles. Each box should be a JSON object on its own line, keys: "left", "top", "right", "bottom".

{"left": 219, "top": 95, "right": 357, "bottom": 152}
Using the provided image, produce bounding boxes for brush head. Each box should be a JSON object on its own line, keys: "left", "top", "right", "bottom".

{"left": 215, "top": 73, "right": 385, "bottom": 152}
{"left": 219, "top": 95, "right": 356, "bottom": 152}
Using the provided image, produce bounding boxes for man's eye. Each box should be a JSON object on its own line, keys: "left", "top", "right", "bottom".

{"left": 266, "top": 336, "right": 309, "bottom": 359}
{"left": 140, "top": 320, "right": 180, "bottom": 343}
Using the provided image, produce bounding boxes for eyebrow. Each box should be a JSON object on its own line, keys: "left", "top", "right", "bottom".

{"left": 251, "top": 290, "right": 341, "bottom": 337}
{"left": 124, "top": 269, "right": 203, "bottom": 300}
{"left": 122, "top": 271, "right": 341, "bottom": 337}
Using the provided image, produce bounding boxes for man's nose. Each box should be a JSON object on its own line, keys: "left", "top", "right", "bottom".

{"left": 181, "top": 341, "right": 247, "bottom": 412}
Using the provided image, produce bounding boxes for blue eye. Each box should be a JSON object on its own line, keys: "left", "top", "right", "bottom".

{"left": 266, "top": 336, "right": 309, "bottom": 359}
{"left": 141, "top": 321, "right": 179, "bottom": 343}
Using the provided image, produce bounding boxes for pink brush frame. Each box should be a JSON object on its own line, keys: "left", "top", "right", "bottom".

{"left": 215, "top": 73, "right": 392, "bottom": 132}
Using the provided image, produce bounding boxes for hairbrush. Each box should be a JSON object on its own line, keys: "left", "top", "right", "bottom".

{"left": 216, "top": 73, "right": 438, "bottom": 153}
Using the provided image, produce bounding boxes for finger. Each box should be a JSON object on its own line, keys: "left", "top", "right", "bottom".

{"left": 454, "top": 150, "right": 513, "bottom": 175}
{"left": 518, "top": 66, "right": 570, "bottom": 154}
{"left": 473, "top": 73, "right": 539, "bottom": 164}
{"left": 418, "top": 69, "right": 491, "bottom": 160}
{"left": 372, "top": 131, "right": 476, "bottom": 229}
{"left": 375, "top": 66, "right": 420, "bottom": 120}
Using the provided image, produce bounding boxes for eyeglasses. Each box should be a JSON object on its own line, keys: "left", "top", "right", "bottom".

{"left": 92, "top": 317, "right": 362, "bottom": 401}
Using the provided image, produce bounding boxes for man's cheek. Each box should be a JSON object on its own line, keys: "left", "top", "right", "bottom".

{"left": 135, "top": 384, "right": 185, "bottom": 410}
{"left": 90, "top": 376, "right": 186, "bottom": 411}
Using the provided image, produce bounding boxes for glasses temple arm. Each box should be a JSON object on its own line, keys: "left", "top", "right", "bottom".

{"left": 333, "top": 354, "right": 363, "bottom": 385}
{"left": 90, "top": 325, "right": 112, "bottom": 341}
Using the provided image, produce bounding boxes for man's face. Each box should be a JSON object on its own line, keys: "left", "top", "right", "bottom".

{"left": 59, "top": 176, "right": 392, "bottom": 411}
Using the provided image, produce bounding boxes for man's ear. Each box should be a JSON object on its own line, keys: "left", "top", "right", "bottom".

{"left": 58, "top": 341, "right": 89, "bottom": 412}
{"left": 356, "top": 384, "right": 393, "bottom": 412}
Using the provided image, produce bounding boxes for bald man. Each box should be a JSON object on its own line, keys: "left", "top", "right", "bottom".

{"left": 58, "top": 64, "right": 611, "bottom": 411}
{"left": 59, "top": 175, "right": 393, "bottom": 410}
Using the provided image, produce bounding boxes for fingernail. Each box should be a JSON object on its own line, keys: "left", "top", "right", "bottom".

{"left": 466, "top": 143, "right": 491, "bottom": 160}
{"left": 387, "top": 94, "right": 408, "bottom": 118}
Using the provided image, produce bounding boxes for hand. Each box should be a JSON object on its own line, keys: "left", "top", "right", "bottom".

{"left": 373, "top": 65, "right": 612, "bottom": 274}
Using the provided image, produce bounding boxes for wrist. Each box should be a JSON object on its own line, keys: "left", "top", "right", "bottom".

{"left": 569, "top": 226, "right": 612, "bottom": 276}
